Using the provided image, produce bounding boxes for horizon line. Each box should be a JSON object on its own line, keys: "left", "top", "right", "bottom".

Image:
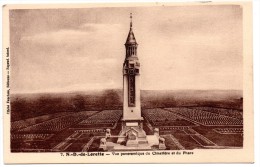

{"left": 10, "top": 88, "right": 243, "bottom": 95}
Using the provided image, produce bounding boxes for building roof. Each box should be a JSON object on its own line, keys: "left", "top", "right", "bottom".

{"left": 125, "top": 13, "right": 137, "bottom": 45}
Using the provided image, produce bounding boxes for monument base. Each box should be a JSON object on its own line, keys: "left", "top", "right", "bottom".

{"left": 99, "top": 118, "right": 166, "bottom": 151}
{"left": 117, "top": 118, "right": 149, "bottom": 146}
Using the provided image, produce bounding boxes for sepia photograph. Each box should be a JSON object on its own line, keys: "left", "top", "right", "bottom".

{"left": 2, "top": 2, "right": 253, "bottom": 163}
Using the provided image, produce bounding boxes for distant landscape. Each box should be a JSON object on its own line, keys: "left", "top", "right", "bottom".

{"left": 11, "top": 89, "right": 242, "bottom": 122}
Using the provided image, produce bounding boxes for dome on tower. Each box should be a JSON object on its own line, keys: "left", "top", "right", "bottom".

{"left": 125, "top": 13, "right": 137, "bottom": 45}
{"left": 125, "top": 29, "right": 137, "bottom": 45}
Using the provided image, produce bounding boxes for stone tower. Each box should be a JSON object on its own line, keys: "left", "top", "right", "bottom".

{"left": 101, "top": 14, "right": 165, "bottom": 151}
{"left": 117, "top": 13, "right": 148, "bottom": 146}
{"left": 122, "top": 13, "right": 142, "bottom": 120}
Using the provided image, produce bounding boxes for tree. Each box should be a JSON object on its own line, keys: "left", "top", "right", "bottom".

{"left": 72, "top": 95, "right": 86, "bottom": 112}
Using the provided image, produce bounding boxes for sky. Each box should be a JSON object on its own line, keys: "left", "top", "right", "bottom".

{"left": 9, "top": 5, "right": 243, "bottom": 93}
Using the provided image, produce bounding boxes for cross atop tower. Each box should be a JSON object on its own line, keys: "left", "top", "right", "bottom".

{"left": 130, "top": 13, "right": 133, "bottom": 28}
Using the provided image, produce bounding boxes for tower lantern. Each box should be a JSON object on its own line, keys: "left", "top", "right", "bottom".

{"left": 125, "top": 13, "right": 138, "bottom": 57}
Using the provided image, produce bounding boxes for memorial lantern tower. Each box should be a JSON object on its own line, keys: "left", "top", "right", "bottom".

{"left": 117, "top": 13, "right": 148, "bottom": 146}
{"left": 100, "top": 14, "right": 166, "bottom": 150}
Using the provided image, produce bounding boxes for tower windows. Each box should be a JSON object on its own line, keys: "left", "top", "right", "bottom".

{"left": 128, "top": 75, "right": 135, "bottom": 106}
{"left": 130, "top": 63, "right": 134, "bottom": 68}
{"left": 126, "top": 45, "right": 138, "bottom": 57}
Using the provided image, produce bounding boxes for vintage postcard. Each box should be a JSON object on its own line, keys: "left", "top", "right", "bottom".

{"left": 2, "top": 1, "right": 253, "bottom": 164}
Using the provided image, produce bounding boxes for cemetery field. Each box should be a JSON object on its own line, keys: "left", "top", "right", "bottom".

{"left": 10, "top": 89, "right": 243, "bottom": 152}
{"left": 11, "top": 106, "right": 243, "bottom": 152}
